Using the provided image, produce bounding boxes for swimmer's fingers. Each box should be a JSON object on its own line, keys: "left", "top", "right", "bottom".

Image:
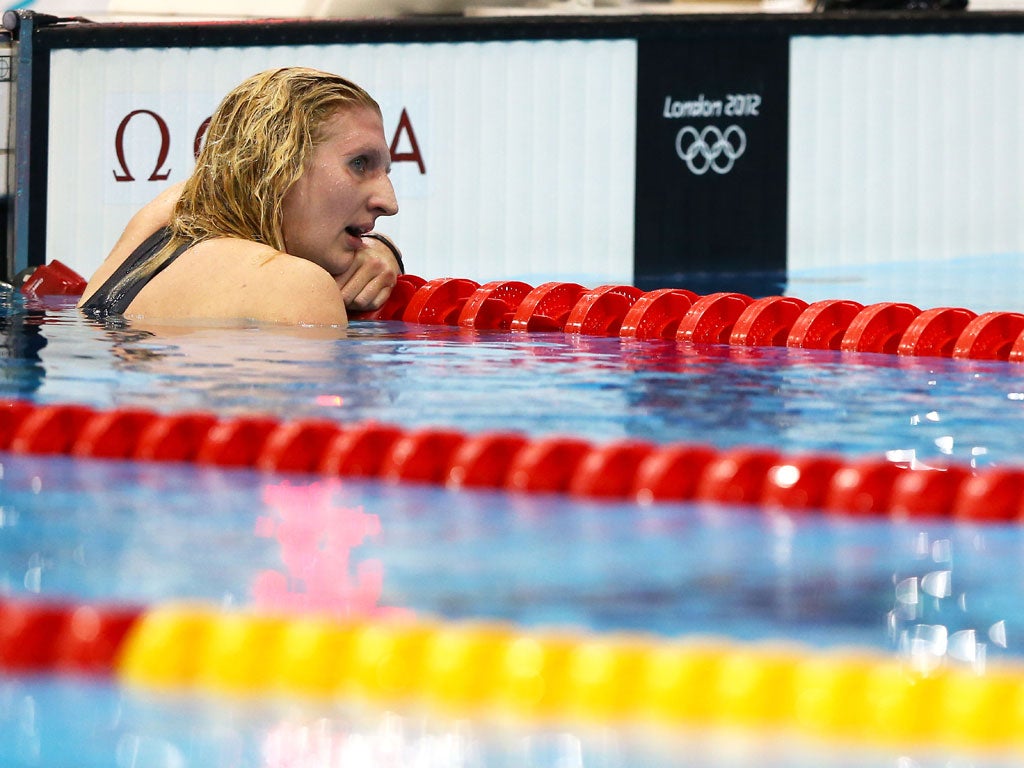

{"left": 337, "top": 244, "right": 400, "bottom": 311}
{"left": 345, "top": 272, "right": 397, "bottom": 312}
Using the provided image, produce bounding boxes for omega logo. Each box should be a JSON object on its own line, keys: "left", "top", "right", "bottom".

{"left": 113, "top": 107, "right": 426, "bottom": 182}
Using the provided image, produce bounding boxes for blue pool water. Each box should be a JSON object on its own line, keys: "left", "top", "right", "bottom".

{"left": 8, "top": 303, "right": 1024, "bottom": 467}
{"left": 3, "top": 262, "right": 1024, "bottom": 766}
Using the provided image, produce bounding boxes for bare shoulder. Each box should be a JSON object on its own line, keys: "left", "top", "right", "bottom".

{"left": 248, "top": 249, "right": 349, "bottom": 326}
{"left": 130, "top": 238, "right": 348, "bottom": 327}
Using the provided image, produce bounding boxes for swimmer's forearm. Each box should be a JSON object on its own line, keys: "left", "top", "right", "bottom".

{"left": 361, "top": 232, "right": 404, "bottom": 274}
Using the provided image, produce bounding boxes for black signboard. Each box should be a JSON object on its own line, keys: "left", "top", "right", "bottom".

{"left": 634, "top": 34, "right": 790, "bottom": 293}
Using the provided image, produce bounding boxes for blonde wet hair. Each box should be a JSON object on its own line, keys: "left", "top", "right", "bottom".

{"left": 110, "top": 67, "right": 380, "bottom": 296}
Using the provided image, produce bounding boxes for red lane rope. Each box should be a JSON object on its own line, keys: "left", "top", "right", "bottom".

{"left": 1, "top": 399, "right": 1021, "bottom": 522}
{"left": 0, "top": 595, "right": 142, "bottom": 675}
{"left": 23, "top": 261, "right": 1024, "bottom": 361}
{"left": 350, "top": 275, "right": 1024, "bottom": 363}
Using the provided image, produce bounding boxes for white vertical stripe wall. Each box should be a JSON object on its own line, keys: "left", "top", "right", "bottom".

{"left": 46, "top": 41, "right": 637, "bottom": 284}
{"left": 788, "top": 35, "right": 1024, "bottom": 271}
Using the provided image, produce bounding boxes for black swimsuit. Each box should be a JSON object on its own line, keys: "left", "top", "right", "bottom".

{"left": 80, "top": 227, "right": 191, "bottom": 317}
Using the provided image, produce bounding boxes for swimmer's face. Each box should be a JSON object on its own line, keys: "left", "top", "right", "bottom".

{"left": 280, "top": 106, "right": 398, "bottom": 276}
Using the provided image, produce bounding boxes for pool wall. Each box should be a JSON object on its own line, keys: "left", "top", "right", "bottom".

{"left": 6, "top": 9, "right": 1024, "bottom": 291}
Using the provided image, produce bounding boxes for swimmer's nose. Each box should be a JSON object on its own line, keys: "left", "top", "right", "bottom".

{"left": 371, "top": 174, "right": 399, "bottom": 218}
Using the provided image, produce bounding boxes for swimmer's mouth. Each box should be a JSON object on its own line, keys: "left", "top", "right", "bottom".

{"left": 346, "top": 226, "right": 369, "bottom": 237}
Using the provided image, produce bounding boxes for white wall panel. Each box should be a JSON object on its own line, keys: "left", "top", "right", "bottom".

{"left": 788, "top": 35, "right": 1024, "bottom": 271}
{"left": 47, "top": 40, "right": 637, "bottom": 284}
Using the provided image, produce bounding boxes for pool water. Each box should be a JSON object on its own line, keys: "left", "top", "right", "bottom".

{"left": 9, "top": 304, "right": 1024, "bottom": 467}
{"left": 3, "top": 265, "right": 1024, "bottom": 766}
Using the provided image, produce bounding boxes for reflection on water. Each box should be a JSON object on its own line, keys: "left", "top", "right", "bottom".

{"left": 889, "top": 528, "right": 1021, "bottom": 676}
{"left": 0, "top": 456, "right": 1023, "bottom": 763}
{"left": 0, "top": 310, "right": 48, "bottom": 398}
{"left": 0, "top": 306, "right": 1021, "bottom": 470}
{"left": 254, "top": 480, "right": 407, "bottom": 620}
{"left": 0, "top": 453, "right": 1021, "bottom": 663}
{"left": 1, "top": 675, "right": 1021, "bottom": 768}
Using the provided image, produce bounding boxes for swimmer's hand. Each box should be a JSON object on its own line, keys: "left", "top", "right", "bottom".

{"left": 335, "top": 233, "right": 403, "bottom": 312}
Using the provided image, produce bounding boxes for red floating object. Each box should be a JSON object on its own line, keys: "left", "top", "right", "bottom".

{"left": 506, "top": 436, "right": 592, "bottom": 493}
{"left": 889, "top": 465, "right": 971, "bottom": 519}
{"left": 54, "top": 603, "right": 140, "bottom": 674}
{"left": 195, "top": 416, "right": 280, "bottom": 467}
{"left": 19, "top": 260, "right": 88, "bottom": 297}
{"left": 568, "top": 440, "right": 656, "bottom": 498}
{"left": 134, "top": 412, "right": 219, "bottom": 462}
{"left": 510, "top": 282, "right": 586, "bottom": 332}
{"left": 619, "top": 289, "right": 698, "bottom": 340}
{"left": 446, "top": 432, "right": 529, "bottom": 489}
{"left": 256, "top": 419, "right": 345, "bottom": 473}
{"left": 951, "top": 468, "right": 1024, "bottom": 522}
{"left": 761, "top": 454, "right": 845, "bottom": 511}
{"left": 563, "top": 285, "right": 644, "bottom": 337}
{"left": 458, "top": 281, "right": 534, "bottom": 331}
{"left": 10, "top": 403, "right": 96, "bottom": 455}
{"left": 71, "top": 408, "right": 160, "bottom": 459}
{"left": 897, "top": 307, "right": 977, "bottom": 358}
{"left": 318, "top": 422, "right": 403, "bottom": 477}
{"left": 677, "top": 292, "right": 754, "bottom": 345}
{"left": 631, "top": 444, "right": 718, "bottom": 503}
{"left": 350, "top": 274, "right": 427, "bottom": 321}
{"left": 787, "top": 299, "right": 864, "bottom": 350}
{"left": 840, "top": 302, "right": 922, "bottom": 355}
{"left": 402, "top": 277, "right": 481, "bottom": 326}
{"left": 1010, "top": 331, "right": 1024, "bottom": 364}
{"left": 695, "top": 448, "right": 781, "bottom": 504}
{"left": 0, "top": 600, "right": 68, "bottom": 671}
{"left": 823, "top": 458, "right": 904, "bottom": 517}
{"left": 729, "top": 296, "right": 809, "bottom": 347}
{"left": 0, "top": 400, "right": 36, "bottom": 449}
{"left": 952, "top": 311, "right": 1024, "bottom": 361}
{"left": 380, "top": 428, "right": 467, "bottom": 483}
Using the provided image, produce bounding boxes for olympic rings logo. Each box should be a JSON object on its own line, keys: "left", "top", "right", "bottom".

{"left": 674, "top": 125, "right": 747, "bottom": 176}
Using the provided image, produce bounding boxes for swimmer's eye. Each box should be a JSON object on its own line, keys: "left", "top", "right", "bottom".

{"left": 350, "top": 157, "right": 368, "bottom": 173}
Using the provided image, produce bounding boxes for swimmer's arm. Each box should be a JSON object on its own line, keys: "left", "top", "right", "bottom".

{"left": 79, "top": 181, "right": 186, "bottom": 305}
{"left": 335, "top": 233, "right": 405, "bottom": 312}
{"left": 251, "top": 255, "right": 349, "bottom": 327}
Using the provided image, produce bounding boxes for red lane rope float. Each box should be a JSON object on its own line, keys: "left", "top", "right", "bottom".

{"left": 787, "top": 299, "right": 864, "bottom": 350}
{"left": 563, "top": 285, "right": 644, "bottom": 336}
{"left": 897, "top": 307, "right": 978, "bottom": 358}
{"left": 510, "top": 282, "right": 586, "bottom": 332}
{"left": 30, "top": 261, "right": 1024, "bottom": 363}
{"left": 0, "top": 597, "right": 142, "bottom": 674}
{"left": 730, "top": 296, "right": 809, "bottom": 347}
{"left": 402, "top": 277, "right": 480, "bottom": 326}
{"left": 72, "top": 408, "right": 161, "bottom": 459}
{"left": 5, "top": 398, "right": 1024, "bottom": 523}
{"left": 457, "top": 281, "right": 534, "bottom": 331}
{"left": 19, "top": 259, "right": 88, "bottom": 298}
{"left": 677, "top": 292, "right": 753, "bottom": 344}
{"left": 349, "top": 274, "right": 1024, "bottom": 364}
{"left": 619, "top": 288, "right": 698, "bottom": 340}
{"left": 840, "top": 302, "right": 921, "bottom": 355}
{"left": 953, "top": 311, "right": 1024, "bottom": 361}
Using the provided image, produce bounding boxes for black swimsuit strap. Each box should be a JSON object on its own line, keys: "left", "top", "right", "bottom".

{"left": 80, "top": 227, "right": 191, "bottom": 318}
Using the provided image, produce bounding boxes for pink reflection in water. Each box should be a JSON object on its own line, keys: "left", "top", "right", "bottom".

{"left": 253, "top": 480, "right": 407, "bottom": 619}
